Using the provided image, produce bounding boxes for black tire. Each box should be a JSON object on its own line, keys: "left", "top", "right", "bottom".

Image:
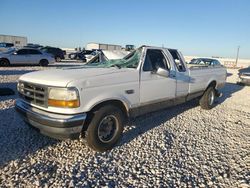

{"left": 199, "top": 86, "right": 216, "bottom": 110}
{"left": 39, "top": 59, "right": 49, "bottom": 66}
{"left": 55, "top": 56, "right": 61, "bottom": 62}
{"left": 0, "top": 59, "right": 10, "bottom": 66}
{"left": 86, "top": 105, "right": 125, "bottom": 152}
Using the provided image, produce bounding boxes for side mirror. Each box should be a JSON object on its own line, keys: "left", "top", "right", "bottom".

{"left": 13, "top": 52, "right": 17, "bottom": 55}
{"left": 154, "top": 67, "right": 169, "bottom": 78}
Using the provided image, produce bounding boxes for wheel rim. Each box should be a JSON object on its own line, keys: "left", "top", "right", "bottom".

{"left": 56, "top": 57, "right": 61, "bottom": 62}
{"left": 98, "top": 115, "right": 118, "bottom": 143}
{"left": 1, "top": 60, "right": 8, "bottom": 66}
{"left": 208, "top": 90, "right": 215, "bottom": 106}
{"left": 40, "top": 60, "right": 48, "bottom": 66}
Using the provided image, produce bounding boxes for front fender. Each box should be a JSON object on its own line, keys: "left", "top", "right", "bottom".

{"left": 83, "top": 93, "right": 132, "bottom": 112}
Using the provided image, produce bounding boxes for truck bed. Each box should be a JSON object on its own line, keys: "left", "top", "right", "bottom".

{"left": 187, "top": 64, "right": 226, "bottom": 94}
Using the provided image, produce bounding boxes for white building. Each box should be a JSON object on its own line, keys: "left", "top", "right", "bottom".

{"left": 86, "top": 42, "right": 122, "bottom": 51}
{"left": 0, "top": 34, "right": 27, "bottom": 48}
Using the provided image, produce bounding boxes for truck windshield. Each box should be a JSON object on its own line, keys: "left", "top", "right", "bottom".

{"left": 86, "top": 48, "right": 142, "bottom": 69}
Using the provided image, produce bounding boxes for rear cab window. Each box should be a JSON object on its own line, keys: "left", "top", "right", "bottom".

{"left": 168, "top": 49, "right": 186, "bottom": 72}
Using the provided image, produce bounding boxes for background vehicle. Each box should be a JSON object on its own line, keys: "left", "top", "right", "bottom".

{"left": 84, "top": 51, "right": 100, "bottom": 62}
{"left": 125, "top": 45, "right": 135, "bottom": 51}
{"left": 68, "top": 50, "right": 93, "bottom": 61}
{"left": 237, "top": 66, "right": 250, "bottom": 85}
{"left": 0, "top": 48, "right": 55, "bottom": 66}
{"left": 189, "top": 58, "right": 222, "bottom": 66}
{"left": 0, "top": 42, "right": 14, "bottom": 52}
{"left": 40, "top": 46, "right": 65, "bottom": 62}
{"left": 16, "top": 46, "right": 227, "bottom": 151}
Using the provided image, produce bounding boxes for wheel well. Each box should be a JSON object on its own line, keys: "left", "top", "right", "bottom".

{"left": 92, "top": 100, "right": 128, "bottom": 117}
{"left": 207, "top": 81, "right": 217, "bottom": 89}
{"left": 82, "top": 100, "right": 129, "bottom": 132}
{"left": 40, "top": 59, "right": 48, "bottom": 63}
{"left": 0, "top": 58, "right": 10, "bottom": 63}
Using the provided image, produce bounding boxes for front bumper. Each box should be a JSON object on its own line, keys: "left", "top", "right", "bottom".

{"left": 15, "top": 99, "right": 86, "bottom": 140}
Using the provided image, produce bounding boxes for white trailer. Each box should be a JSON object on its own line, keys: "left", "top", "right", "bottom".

{"left": 86, "top": 43, "right": 122, "bottom": 51}
{"left": 0, "top": 34, "right": 27, "bottom": 48}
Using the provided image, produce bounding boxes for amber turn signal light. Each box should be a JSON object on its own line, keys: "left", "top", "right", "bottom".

{"left": 48, "top": 99, "right": 80, "bottom": 108}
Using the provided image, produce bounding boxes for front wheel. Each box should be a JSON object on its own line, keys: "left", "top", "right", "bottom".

{"left": 199, "top": 87, "right": 216, "bottom": 110}
{"left": 86, "top": 105, "right": 125, "bottom": 152}
{"left": 0, "top": 59, "right": 10, "bottom": 66}
{"left": 39, "top": 59, "right": 49, "bottom": 66}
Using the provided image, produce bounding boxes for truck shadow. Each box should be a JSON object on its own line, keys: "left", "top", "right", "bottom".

{"left": 216, "top": 82, "right": 245, "bottom": 105}
{"left": 0, "top": 106, "right": 58, "bottom": 167}
{"left": 0, "top": 82, "right": 17, "bottom": 100}
{"left": 120, "top": 99, "right": 199, "bottom": 147}
{"left": 120, "top": 81, "right": 244, "bottom": 147}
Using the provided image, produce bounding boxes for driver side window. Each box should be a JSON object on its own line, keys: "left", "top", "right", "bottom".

{"left": 143, "top": 49, "right": 170, "bottom": 72}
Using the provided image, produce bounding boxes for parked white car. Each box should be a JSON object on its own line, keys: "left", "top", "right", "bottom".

{"left": 15, "top": 46, "right": 227, "bottom": 151}
{"left": 0, "top": 48, "right": 55, "bottom": 66}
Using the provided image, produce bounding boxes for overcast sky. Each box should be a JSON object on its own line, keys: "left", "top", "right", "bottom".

{"left": 1, "top": 0, "right": 250, "bottom": 58}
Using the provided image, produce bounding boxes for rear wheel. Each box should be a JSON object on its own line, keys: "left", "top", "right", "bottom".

{"left": 39, "top": 59, "right": 49, "bottom": 66}
{"left": 85, "top": 105, "right": 125, "bottom": 152}
{"left": 55, "top": 56, "right": 61, "bottom": 62}
{"left": 0, "top": 59, "right": 10, "bottom": 66}
{"left": 199, "top": 86, "right": 216, "bottom": 110}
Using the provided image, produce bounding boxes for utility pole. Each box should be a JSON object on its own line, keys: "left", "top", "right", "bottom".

{"left": 236, "top": 46, "right": 240, "bottom": 67}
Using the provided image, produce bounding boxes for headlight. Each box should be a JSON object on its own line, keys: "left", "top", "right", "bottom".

{"left": 48, "top": 87, "right": 80, "bottom": 108}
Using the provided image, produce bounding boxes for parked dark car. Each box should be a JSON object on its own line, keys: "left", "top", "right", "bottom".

{"left": 237, "top": 66, "right": 250, "bottom": 86}
{"left": 40, "top": 46, "right": 65, "bottom": 62}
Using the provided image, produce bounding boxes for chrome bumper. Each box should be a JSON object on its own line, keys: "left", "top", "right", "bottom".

{"left": 15, "top": 99, "right": 86, "bottom": 140}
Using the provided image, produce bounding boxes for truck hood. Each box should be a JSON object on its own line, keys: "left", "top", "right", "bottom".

{"left": 19, "top": 67, "right": 135, "bottom": 87}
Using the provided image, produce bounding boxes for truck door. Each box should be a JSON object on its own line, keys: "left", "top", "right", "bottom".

{"left": 167, "top": 49, "right": 189, "bottom": 98}
{"left": 140, "top": 48, "right": 176, "bottom": 106}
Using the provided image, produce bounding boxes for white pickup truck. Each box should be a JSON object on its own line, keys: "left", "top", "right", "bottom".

{"left": 15, "top": 46, "right": 227, "bottom": 151}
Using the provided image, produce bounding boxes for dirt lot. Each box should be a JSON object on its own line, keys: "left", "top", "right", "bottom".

{"left": 0, "top": 64, "right": 249, "bottom": 187}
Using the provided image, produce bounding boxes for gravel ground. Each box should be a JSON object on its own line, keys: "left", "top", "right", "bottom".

{"left": 0, "top": 64, "right": 249, "bottom": 188}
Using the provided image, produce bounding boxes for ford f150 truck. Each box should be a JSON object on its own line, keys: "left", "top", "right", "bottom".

{"left": 15, "top": 46, "right": 227, "bottom": 151}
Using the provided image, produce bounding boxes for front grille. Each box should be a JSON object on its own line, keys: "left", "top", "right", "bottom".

{"left": 18, "top": 82, "right": 48, "bottom": 107}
